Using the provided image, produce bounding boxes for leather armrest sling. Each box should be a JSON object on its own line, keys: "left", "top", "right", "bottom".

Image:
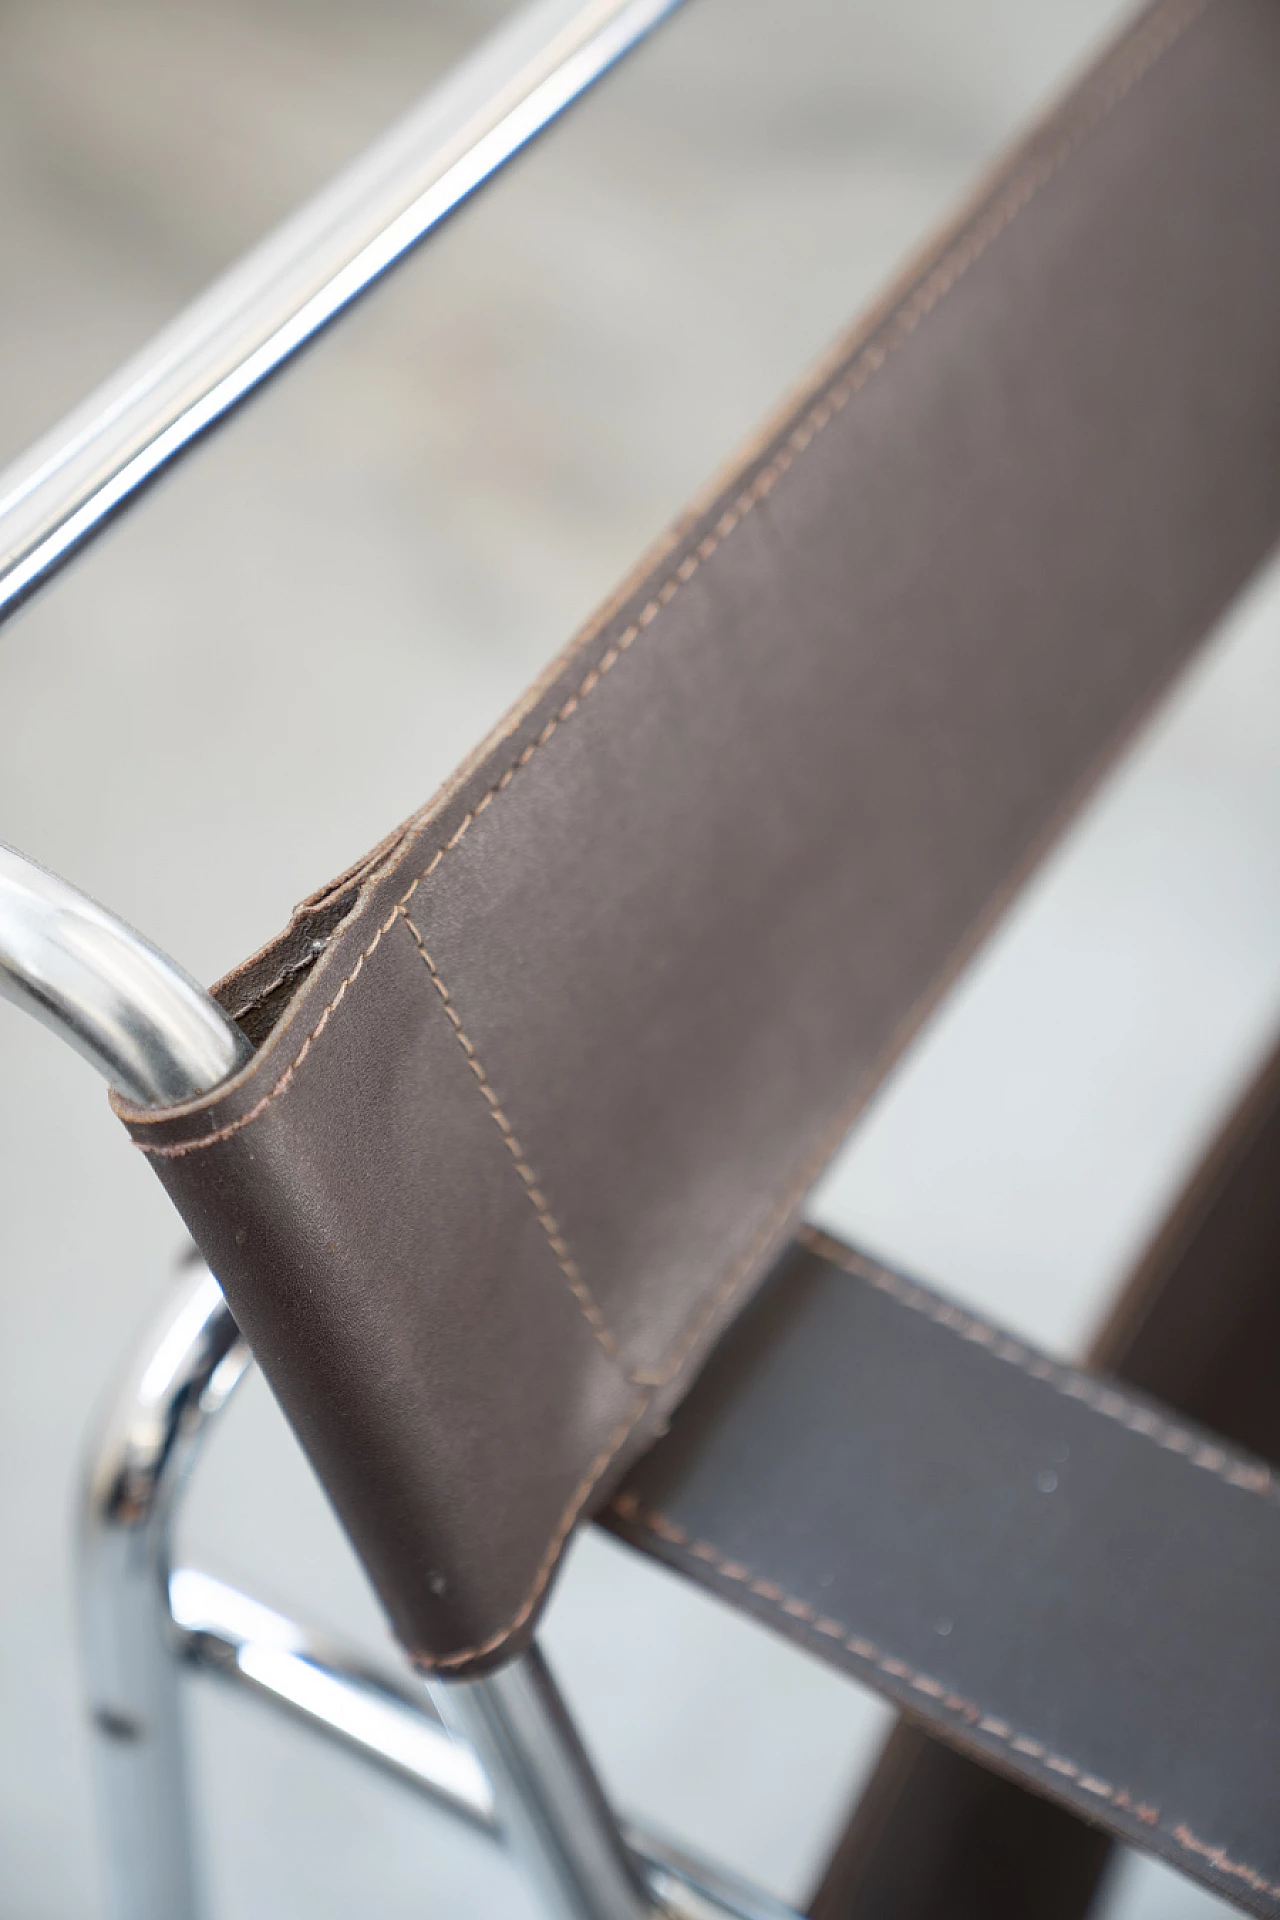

{"left": 115, "top": 0, "right": 1280, "bottom": 1907}
{"left": 804, "top": 1037, "right": 1280, "bottom": 1920}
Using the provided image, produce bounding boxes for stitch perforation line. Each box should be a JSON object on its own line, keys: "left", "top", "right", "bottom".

{"left": 800, "top": 1226, "right": 1276, "bottom": 1503}
{"left": 125, "top": 0, "right": 1222, "bottom": 1687}
{"left": 131, "top": 0, "right": 1214, "bottom": 1181}
{"left": 399, "top": 907, "right": 634, "bottom": 1376}
{"left": 609, "top": 1490, "right": 1279, "bottom": 1902}
{"left": 414, "top": 1390, "right": 650, "bottom": 1674}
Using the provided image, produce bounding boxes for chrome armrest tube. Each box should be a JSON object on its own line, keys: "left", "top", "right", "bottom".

{"left": 0, "top": 842, "right": 251, "bottom": 1106}
{"left": 0, "top": 0, "right": 683, "bottom": 626}
{"left": 0, "top": 0, "right": 683, "bottom": 1109}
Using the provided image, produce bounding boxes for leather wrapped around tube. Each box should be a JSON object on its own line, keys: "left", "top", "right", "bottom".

{"left": 116, "top": 0, "right": 1280, "bottom": 1672}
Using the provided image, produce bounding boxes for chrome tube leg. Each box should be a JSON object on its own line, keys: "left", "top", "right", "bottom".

{"left": 437, "top": 1645, "right": 660, "bottom": 1920}
{"left": 81, "top": 1538, "right": 199, "bottom": 1920}
{"left": 78, "top": 1260, "right": 792, "bottom": 1920}
{"left": 79, "top": 1263, "right": 251, "bottom": 1920}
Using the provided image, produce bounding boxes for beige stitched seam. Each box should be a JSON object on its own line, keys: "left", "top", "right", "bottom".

{"left": 1171, "top": 1825, "right": 1280, "bottom": 1903}
{"left": 609, "top": 1492, "right": 1280, "bottom": 1897}
{"left": 131, "top": 0, "right": 1214, "bottom": 1180}
{"left": 801, "top": 1226, "right": 1276, "bottom": 1502}
{"left": 398, "top": 908, "right": 633, "bottom": 1375}
{"left": 412, "top": 1392, "right": 649, "bottom": 1673}
{"left": 127, "top": 0, "right": 1219, "bottom": 1677}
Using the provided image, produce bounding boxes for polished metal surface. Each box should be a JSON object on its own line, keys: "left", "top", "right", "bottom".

{"left": 80, "top": 1263, "right": 250, "bottom": 1920}
{"left": 175, "top": 1564, "right": 797, "bottom": 1920}
{"left": 0, "top": 842, "right": 252, "bottom": 1105}
{"left": 0, "top": 0, "right": 683, "bottom": 626}
{"left": 440, "top": 1646, "right": 660, "bottom": 1920}
{"left": 627, "top": 1833, "right": 800, "bottom": 1920}
{"left": 80, "top": 1261, "right": 798, "bottom": 1920}
{"left": 43, "top": 6, "right": 750, "bottom": 1908}
{"left": 0, "top": 2, "right": 683, "bottom": 1080}
{"left": 171, "top": 1565, "right": 496, "bottom": 1831}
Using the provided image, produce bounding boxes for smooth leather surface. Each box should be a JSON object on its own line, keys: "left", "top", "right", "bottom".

{"left": 804, "top": 1037, "right": 1280, "bottom": 1919}
{"left": 116, "top": 0, "right": 1280, "bottom": 1672}
{"left": 610, "top": 1225, "right": 1280, "bottom": 1915}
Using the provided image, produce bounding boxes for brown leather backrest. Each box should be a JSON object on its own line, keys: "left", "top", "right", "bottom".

{"left": 116, "top": 0, "right": 1280, "bottom": 1673}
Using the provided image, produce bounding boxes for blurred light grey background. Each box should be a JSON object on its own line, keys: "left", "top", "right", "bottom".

{"left": 2, "top": 2, "right": 1277, "bottom": 1915}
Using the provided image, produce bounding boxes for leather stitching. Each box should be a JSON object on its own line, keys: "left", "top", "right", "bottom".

{"left": 609, "top": 1490, "right": 1155, "bottom": 1825}
{"left": 609, "top": 1490, "right": 1279, "bottom": 1900}
{"left": 130, "top": 913, "right": 400, "bottom": 1153}
{"left": 1172, "top": 1827, "right": 1280, "bottom": 1905}
{"left": 414, "top": 1392, "right": 649, "bottom": 1673}
{"left": 616, "top": 1213, "right": 1280, "bottom": 1899}
{"left": 126, "top": 0, "right": 1218, "bottom": 1672}
{"left": 802, "top": 1228, "right": 1275, "bottom": 1501}
{"left": 399, "top": 908, "right": 632, "bottom": 1374}
{"left": 130, "top": 0, "right": 1213, "bottom": 1180}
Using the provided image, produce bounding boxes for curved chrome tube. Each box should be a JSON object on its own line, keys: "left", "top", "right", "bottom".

{"left": 81, "top": 1261, "right": 796, "bottom": 1920}
{"left": 0, "top": 0, "right": 682, "bottom": 625}
{"left": 0, "top": 842, "right": 251, "bottom": 1105}
{"left": 14, "top": 2, "right": 726, "bottom": 1908}
{"left": 80, "top": 1263, "right": 251, "bottom": 1920}
{"left": 0, "top": 3, "right": 686, "bottom": 1093}
{"left": 0, "top": 0, "right": 685, "bottom": 1099}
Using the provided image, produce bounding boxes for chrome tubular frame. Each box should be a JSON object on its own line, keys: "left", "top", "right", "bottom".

{"left": 0, "top": 0, "right": 689, "bottom": 1108}
{"left": 81, "top": 1266, "right": 251, "bottom": 1920}
{"left": 0, "top": 0, "right": 684, "bottom": 624}
{"left": 0, "top": 843, "right": 253, "bottom": 1106}
{"left": 82, "top": 1260, "right": 801, "bottom": 1920}
{"left": 0, "top": 1, "right": 801, "bottom": 1913}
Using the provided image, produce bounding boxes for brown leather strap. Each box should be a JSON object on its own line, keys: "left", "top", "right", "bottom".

{"left": 804, "top": 1038, "right": 1280, "bottom": 1918}
{"left": 1094, "top": 1047, "right": 1280, "bottom": 1460}
{"left": 609, "top": 1223, "right": 1280, "bottom": 1914}
{"left": 115, "top": 0, "right": 1280, "bottom": 1672}
{"left": 805, "top": 1733, "right": 1111, "bottom": 1920}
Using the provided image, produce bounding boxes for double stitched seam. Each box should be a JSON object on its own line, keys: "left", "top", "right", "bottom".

{"left": 414, "top": 1392, "right": 649, "bottom": 1672}
{"left": 398, "top": 908, "right": 632, "bottom": 1374}
{"left": 801, "top": 1227, "right": 1275, "bottom": 1500}
{"left": 609, "top": 1492, "right": 1276, "bottom": 1898}
{"left": 128, "top": 0, "right": 1217, "bottom": 1672}
{"left": 131, "top": 0, "right": 1214, "bottom": 1179}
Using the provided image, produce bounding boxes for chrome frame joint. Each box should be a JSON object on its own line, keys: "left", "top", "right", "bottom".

{"left": 79, "top": 1262, "right": 799, "bottom": 1920}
